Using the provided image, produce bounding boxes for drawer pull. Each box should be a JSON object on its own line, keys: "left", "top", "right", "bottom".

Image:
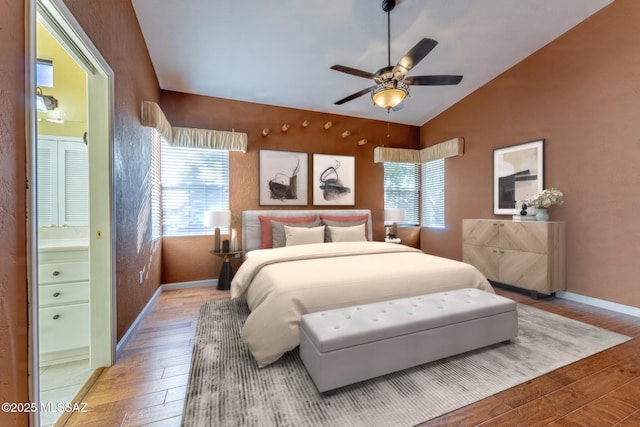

{"left": 52, "top": 271, "right": 60, "bottom": 276}
{"left": 53, "top": 314, "right": 60, "bottom": 320}
{"left": 53, "top": 292, "right": 60, "bottom": 298}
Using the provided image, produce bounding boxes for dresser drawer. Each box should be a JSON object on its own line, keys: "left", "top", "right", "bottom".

{"left": 39, "top": 281, "right": 89, "bottom": 306}
{"left": 39, "top": 261, "right": 89, "bottom": 284}
{"left": 39, "top": 303, "right": 90, "bottom": 353}
{"left": 39, "top": 249, "right": 88, "bottom": 263}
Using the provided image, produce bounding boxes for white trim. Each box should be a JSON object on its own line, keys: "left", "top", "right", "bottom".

{"left": 161, "top": 279, "right": 217, "bottom": 291}
{"left": 557, "top": 291, "right": 640, "bottom": 318}
{"left": 115, "top": 286, "right": 162, "bottom": 358}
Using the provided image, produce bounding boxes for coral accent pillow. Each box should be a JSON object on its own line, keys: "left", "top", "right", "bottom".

{"left": 258, "top": 215, "right": 318, "bottom": 248}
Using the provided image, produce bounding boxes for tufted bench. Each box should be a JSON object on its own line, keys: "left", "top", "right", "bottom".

{"left": 299, "top": 288, "right": 518, "bottom": 392}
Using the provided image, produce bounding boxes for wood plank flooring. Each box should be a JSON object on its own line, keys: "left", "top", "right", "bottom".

{"left": 63, "top": 286, "right": 639, "bottom": 426}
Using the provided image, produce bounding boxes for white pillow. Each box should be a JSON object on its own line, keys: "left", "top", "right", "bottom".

{"left": 328, "top": 224, "right": 367, "bottom": 242}
{"left": 284, "top": 225, "right": 325, "bottom": 246}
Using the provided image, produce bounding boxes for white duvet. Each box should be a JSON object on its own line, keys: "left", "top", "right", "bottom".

{"left": 230, "top": 241, "right": 493, "bottom": 367}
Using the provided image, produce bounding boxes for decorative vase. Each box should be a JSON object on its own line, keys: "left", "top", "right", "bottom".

{"left": 536, "top": 208, "right": 549, "bottom": 222}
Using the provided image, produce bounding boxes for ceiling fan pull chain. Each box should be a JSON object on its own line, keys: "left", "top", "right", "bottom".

{"left": 387, "top": 110, "right": 391, "bottom": 139}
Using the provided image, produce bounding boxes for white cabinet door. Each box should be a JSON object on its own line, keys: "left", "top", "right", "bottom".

{"left": 37, "top": 139, "right": 58, "bottom": 227}
{"left": 36, "top": 136, "right": 88, "bottom": 227}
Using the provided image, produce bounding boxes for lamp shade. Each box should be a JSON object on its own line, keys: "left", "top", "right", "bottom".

{"left": 203, "top": 210, "right": 231, "bottom": 228}
{"left": 384, "top": 208, "right": 405, "bottom": 224}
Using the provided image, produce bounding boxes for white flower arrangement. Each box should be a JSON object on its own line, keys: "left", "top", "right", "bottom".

{"left": 528, "top": 188, "right": 564, "bottom": 209}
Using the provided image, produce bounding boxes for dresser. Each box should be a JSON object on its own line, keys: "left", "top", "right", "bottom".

{"left": 462, "top": 219, "right": 566, "bottom": 297}
{"left": 38, "top": 241, "right": 90, "bottom": 365}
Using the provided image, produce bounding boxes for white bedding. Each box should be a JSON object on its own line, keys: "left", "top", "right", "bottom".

{"left": 231, "top": 241, "right": 493, "bottom": 367}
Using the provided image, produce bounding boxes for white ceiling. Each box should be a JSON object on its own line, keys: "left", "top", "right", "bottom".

{"left": 131, "top": 0, "right": 612, "bottom": 126}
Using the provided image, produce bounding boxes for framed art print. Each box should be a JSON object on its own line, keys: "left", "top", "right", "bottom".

{"left": 312, "top": 153, "right": 355, "bottom": 206}
{"left": 259, "top": 149, "right": 308, "bottom": 205}
{"left": 493, "top": 139, "right": 544, "bottom": 215}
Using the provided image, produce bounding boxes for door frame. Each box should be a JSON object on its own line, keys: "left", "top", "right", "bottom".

{"left": 26, "top": 0, "right": 116, "bottom": 424}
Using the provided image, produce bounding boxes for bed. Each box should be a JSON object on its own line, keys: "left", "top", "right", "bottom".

{"left": 231, "top": 209, "right": 494, "bottom": 368}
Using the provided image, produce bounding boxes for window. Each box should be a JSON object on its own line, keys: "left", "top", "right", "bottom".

{"left": 421, "top": 158, "right": 445, "bottom": 228}
{"left": 36, "top": 59, "right": 54, "bottom": 88}
{"left": 383, "top": 162, "right": 419, "bottom": 226}
{"left": 161, "top": 140, "right": 229, "bottom": 236}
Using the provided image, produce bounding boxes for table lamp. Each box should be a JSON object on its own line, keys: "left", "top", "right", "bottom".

{"left": 204, "top": 210, "right": 231, "bottom": 252}
{"left": 384, "top": 208, "right": 405, "bottom": 239}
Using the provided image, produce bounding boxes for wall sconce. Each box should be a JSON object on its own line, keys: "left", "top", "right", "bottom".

{"left": 36, "top": 87, "right": 58, "bottom": 113}
{"left": 341, "top": 130, "right": 351, "bottom": 139}
{"left": 302, "top": 120, "right": 310, "bottom": 128}
{"left": 262, "top": 128, "right": 270, "bottom": 137}
{"left": 358, "top": 139, "right": 368, "bottom": 146}
{"left": 324, "top": 121, "right": 333, "bottom": 130}
{"left": 281, "top": 123, "right": 290, "bottom": 132}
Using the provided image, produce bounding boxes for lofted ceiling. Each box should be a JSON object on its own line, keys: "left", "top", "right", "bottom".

{"left": 131, "top": 0, "right": 612, "bottom": 126}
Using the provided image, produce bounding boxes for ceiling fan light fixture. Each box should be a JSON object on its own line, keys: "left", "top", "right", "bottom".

{"left": 371, "top": 79, "right": 408, "bottom": 109}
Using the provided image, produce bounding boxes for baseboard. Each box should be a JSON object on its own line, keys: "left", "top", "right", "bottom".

{"left": 115, "top": 286, "right": 163, "bottom": 358}
{"left": 161, "top": 279, "right": 217, "bottom": 291}
{"left": 556, "top": 291, "right": 640, "bottom": 318}
{"left": 115, "top": 279, "right": 217, "bottom": 358}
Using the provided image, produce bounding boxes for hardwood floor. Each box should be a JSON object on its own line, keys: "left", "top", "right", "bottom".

{"left": 63, "top": 286, "right": 639, "bottom": 426}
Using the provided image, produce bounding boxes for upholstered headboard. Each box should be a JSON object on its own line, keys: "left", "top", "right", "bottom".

{"left": 242, "top": 209, "right": 373, "bottom": 254}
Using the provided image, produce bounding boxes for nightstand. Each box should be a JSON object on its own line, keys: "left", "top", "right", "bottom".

{"left": 210, "top": 250, "right": 243, "bottom": 291}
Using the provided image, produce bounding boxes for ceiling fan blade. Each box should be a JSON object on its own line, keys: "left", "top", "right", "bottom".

{"left": 392, "top": 38, "right": 438, "bottom": 78}
{"left": 334, "top": 87, "right": 374, "bottom": 105}
{"left": 404, "top": 75, "right": 463, "bottom": 86}
{"left": 330, "top": 65, "right": 376, "bottom": 79}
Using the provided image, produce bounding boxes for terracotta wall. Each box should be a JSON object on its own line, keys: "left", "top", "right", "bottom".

{"left": 63, "top": 0, "right": 163, "bottom": 339}
{"left": 159, "top": 91, "right": 420, "bottom": 283}
{"left": 420, "top": 0, "right": 640, "bottom": 308}
{"left": 0, "top": 0, "right": 29, "bottom": 424}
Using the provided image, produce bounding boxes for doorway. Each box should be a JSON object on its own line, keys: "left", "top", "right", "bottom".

{"left": 28, "top": 0, "right": 115, "bottom": 426}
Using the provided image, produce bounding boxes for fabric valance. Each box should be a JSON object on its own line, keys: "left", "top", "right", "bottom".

{"left": 141, "top": 101, "right": 173, "bottom": 142}
{"left": 172, "top": 127, "right": 248, "bottom": 152}
{"left": 141, "top": 101, "right": 248, "bottom": 153}
{"left": 374, "top": 137, "right": 464, "bottom": 164}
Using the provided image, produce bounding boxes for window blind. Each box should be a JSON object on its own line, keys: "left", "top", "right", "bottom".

{"left": 151, "top": 130, "right": 162, "bottom": 240}
{"left": 421, "top": 158, "right": 445, "bottom": 228}
{"left": 161, "top": 140, "right": 229, "bottom": 236}
{"left": 383, "top": 162, "right": 419, "bottom": 226}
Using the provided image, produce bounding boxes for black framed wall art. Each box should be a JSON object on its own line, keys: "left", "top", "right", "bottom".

{"left": 493, "top": 139, "right": 544, "bottom": 215}
{"left": 312, "top": 153, "right": 355, "bottom": 206}
{"left": 259, "top": 149, "right": 308, "bottom": 206}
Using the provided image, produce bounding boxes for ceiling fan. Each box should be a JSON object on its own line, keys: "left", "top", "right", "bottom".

{"left": 331, "top": 0, "right": 463, "bottom": 111}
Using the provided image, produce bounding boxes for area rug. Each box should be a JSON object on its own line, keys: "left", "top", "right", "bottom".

{"left": 182, "top": 299, "right": 630, "bottom": 427}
